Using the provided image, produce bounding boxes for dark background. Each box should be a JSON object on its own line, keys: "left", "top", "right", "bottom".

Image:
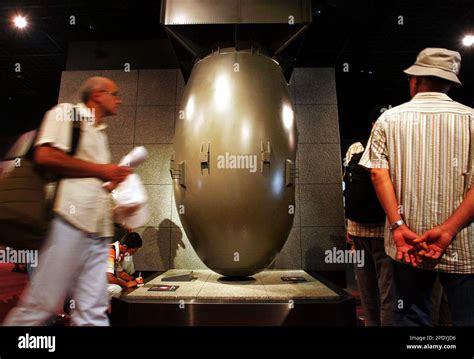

{"left": 0, "top": 0, "right": 473, "bottom": 152}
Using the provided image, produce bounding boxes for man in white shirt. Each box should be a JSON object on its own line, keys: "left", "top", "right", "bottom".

{"left": 4, "top": 77, "right": 131, "bottom": 326}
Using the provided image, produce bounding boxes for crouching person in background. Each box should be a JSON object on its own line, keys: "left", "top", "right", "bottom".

{"left": 107, "top": 232, "right": 143, "bottom": 299}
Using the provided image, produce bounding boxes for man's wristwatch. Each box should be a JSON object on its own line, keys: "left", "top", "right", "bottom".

{"left": 389, "top": 219, "right": 405, "bottom": 231}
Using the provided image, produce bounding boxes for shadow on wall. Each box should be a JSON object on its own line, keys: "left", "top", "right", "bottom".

{"left": 135, "top": 216, "right": 210, "bottom": 271}
{"left": 139, "top": 219, "right": 185, "bottom": 270}
{"left": 165, "top": 220, "right": 185, "bottom": 267}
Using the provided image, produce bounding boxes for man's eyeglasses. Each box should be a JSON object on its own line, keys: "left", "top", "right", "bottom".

{"left": 99, "top": 90, "right": 122, "bottom": 97}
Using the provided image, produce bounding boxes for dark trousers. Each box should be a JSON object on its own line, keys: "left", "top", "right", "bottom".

{"left": 352, "top": 236, "right": 396, "bottom": 326}
{"left": 392, "top": 260, "right": 474, "bottom": 326}
{"left": 431, "top": 276, "right": 451, "bottom": 326}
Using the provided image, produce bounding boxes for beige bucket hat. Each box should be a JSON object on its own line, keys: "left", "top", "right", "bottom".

{"left": 404, "top": 47, "right": 462, "bottom": 86}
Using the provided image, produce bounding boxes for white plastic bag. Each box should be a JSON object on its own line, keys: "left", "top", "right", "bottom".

{"left": 112, "top": 173, "right": 150, "bottom": 229}
{"left": 109, "top": 146, "right": 150, "bottom": 228}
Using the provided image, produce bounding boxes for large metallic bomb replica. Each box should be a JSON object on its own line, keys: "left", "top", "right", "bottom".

{"left": 172, "top": 48, "right": 297, "bottom": 277}
{"left": 164, "top": 0, "right": 311, "bottom": 277}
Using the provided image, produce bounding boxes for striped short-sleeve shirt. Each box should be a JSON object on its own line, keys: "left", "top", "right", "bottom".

{"left": 344, "top": 142, "right": 385, "bottom": 238}
{"left": 359, "top": 92, "right": 474, "bottom": 273}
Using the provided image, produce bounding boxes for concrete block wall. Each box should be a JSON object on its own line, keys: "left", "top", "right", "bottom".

{"left": 57, "top": 67, "right": 345, "bottom": 272}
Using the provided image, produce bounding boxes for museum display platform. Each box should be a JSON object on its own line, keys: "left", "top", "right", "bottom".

{"left": 111, "top": 269, "right": 356, "bottom": 326}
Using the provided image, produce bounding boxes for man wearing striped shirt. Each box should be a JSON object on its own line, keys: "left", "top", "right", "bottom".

{"left": 360, "top": 48, "right": 474, "bottom": 326}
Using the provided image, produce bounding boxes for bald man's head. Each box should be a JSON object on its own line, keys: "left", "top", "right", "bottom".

{"left": 79, "top": 76, "right": 112, "bottom": 103}
{"left": 78, "top": 76, "right": 122, "bottom": 117}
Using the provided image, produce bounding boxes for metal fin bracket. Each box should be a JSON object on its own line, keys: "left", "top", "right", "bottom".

{"left": 170, "top": 154, "right": 186, "bottom": 187}
{"left": 285, "top": 159, "right": 299, "bottom": 186}
{"left": 200, "top": 143, "right": 210, "bottom": 174}
{"left": 260, "top": 141, "right": 271, "bottom": 173}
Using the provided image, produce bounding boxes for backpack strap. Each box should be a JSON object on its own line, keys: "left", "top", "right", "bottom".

{"left": 45, "top": 106, "right": 84, "bottom": 212}
{"left": 69, "top": 106, "right": 82, "bottom": 156}
{"left": 20, "top": 105, "right": 82, "bottom": 160}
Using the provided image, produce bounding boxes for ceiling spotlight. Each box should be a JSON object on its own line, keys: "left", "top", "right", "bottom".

{"left": 13, "top": 15, "right": 28, "bottom": 29}
{"left": 463, "top": 35, "right": 474, "bottom": 47}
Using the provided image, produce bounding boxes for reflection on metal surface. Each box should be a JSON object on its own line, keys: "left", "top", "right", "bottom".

{"left": 282, "top": 104, "right": 294, "bottom": 130}
{"left": 241, "top": 121, "right": 250, "bottom": 144}
{"left": 214, "top": 75, "right": 231, "bottom": 110}
{"left": 271, "top": 167, "right": 285, "bottom": 198}
{"left": 185, "top": 96, "right": 194, "bottom": 120}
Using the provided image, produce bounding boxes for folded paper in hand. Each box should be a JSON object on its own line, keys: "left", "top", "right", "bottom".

{"left": 119, "top": 146, "right": 148, "bottom": 168}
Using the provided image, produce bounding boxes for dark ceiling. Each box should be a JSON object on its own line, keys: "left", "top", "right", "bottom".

{"left": 0, "top": 0, "right": 473, "bottom": 147}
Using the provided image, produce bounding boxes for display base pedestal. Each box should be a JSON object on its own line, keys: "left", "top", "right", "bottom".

{"left": 111, "top": 269, "right": 356, "bottom": 326}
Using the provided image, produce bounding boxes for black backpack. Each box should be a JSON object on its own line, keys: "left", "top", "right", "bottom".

{"left": 343, "top": 147, "right": 386, "bottom": 223}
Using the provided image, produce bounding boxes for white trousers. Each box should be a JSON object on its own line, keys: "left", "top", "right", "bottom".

{"left": 107, "top": 284, "right": 123, "bottom": 299}
{"left": 3, "top": 216, "right": 111, "bottom": 326}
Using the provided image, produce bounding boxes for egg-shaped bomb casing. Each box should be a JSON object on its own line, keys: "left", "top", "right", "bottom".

{"left": 172, "top": 48, "right": 297, "bottom": 277}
